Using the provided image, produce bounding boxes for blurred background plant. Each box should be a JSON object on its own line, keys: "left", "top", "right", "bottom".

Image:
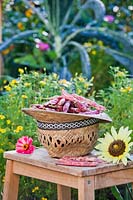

{"left": 98, "top": 66, "right": 133, "bottom": 134}
{"left": 0, "top": 0, "right": 133, "bottom": 90}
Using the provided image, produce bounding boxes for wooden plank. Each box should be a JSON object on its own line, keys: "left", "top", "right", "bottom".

{"left": 81, "top": 161, "right": 133, "bottom": 177}
{"left": 78, "top": 176, "right": 95, "bottom": 200}
{"left": 57, "top": 184, "right": 71, "bottom": 200}
{"left": 95, "top": 168, "right": 133, "bottom": 190}
{"left": 4, "top": 149, "right": 133, "bottom": 177}
{"left": 4, "top": 149, "right": 85, "bottom": 177}
{"left": 3, "top": 160, "right": 19, "bottom": 200}
{"left": 13, "top": 161, "right": 78, "bottom": 188}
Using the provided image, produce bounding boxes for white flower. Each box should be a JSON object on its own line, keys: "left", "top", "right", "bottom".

{"left": 95, "top": 126, "right": 133, "bottom": 165}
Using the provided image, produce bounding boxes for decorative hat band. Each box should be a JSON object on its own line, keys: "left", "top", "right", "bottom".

{"left": 37, "top": 118, "right": 99, "bottom": 130}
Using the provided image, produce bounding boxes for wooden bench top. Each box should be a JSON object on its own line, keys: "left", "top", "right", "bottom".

{"left": 4, "top": 148, "right": 133, "bottom": 177}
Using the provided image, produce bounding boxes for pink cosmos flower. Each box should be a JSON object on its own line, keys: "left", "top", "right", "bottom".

{"left": 104, "top": 15, "right": 115, "bottom": 23}
{"left": 36, "top": 42, "right": 50, "bottom": 51}
{"left": 16, "top": 136, "right": 35, "bottom": 154}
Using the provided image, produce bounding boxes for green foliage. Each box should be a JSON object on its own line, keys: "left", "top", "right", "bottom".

{"left": 111, "top": 184, "right": 133, "bottom": 200}
{"left": 111, "top": 186, "right": 124, "bottom": 200}
{"left": 97, "top": 67, "right": 133, "bottom": 142}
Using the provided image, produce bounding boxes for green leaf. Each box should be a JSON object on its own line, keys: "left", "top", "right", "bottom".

{"left": 14, "top": 55, "right": 38, "bottom": 68}
{"left": 33, "top": 48, "right": 42, "bottom": 57}
{"left": 111, "top": 186, "right": 124, "bottom": 200}
{"left": 0, "top": 30, "right": 37, "bottom": 52}
{"left": 68, "top": 41, "right": 91, "bottom": 78}
{"left": 104, "top": 47, "right": 133, "bottom": 74}
{"left": 46, "top": 50, "right": 57, "bottom": 59}
{"left": 105, "top": 30, "right": 133, "bottom": 52}
{"left": 71, "top": 0, "right": 105, "bottom": 25}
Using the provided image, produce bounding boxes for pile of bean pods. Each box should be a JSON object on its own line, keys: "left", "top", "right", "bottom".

{"left": 31, "top": 90, "right": 106, "bottom": 115}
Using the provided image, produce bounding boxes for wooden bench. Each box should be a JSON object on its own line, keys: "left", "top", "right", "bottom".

{"left": 2, "top": 148, "right": 133, "bottom": 200}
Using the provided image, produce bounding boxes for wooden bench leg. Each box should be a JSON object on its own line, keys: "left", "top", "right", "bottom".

{"left": 78, "top": 176, "right": 95, "bottom": 200}
{"left": 57, "top": 184, "right": 71, "bottom": 200}
{"left": 2, "top": 160, "right": 19, "bottom": 200}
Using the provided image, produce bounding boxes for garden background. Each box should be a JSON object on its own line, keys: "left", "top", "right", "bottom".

{"left": 0, "top": 0, "right": 133, "bottom": 199}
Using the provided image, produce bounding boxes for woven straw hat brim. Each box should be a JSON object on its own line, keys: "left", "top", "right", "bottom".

{"left": 22, "top": 108, "right": 112, "bottom": 123}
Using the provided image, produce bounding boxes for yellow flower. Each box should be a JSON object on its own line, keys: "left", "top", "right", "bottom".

{"left": 32, "top": 71, "right": 39, "bottom": 76}
{"left": 25, "top": 9, "right": 33, "bottom": 18}
{"left": 14, "top": 126, "right": 23, "bottom": 133}
{"left": 120, "top": 86, "right": 132, "bottom": 93}
{"left": 41, "top": 198, "right": 47, "bottom": 200}
{"left": 52, "top": 73, "right": 58, "bottom": 79}
{"left": 59, "top": 79, "right": 70, "bottom": 86}
{"left": 95, "top": 126, "right": 133, "bottom": 165}
{"left": 91, "top": 50, "right": 96, "bottom": 55}
{"left": 77, "top": 89, "right": 82, "bottom": 95}
{"left": 84, "top": 42, "right": 92, "bottom": 47}
{"left": 2, "top": 176, "right": 5, "bottom": 183}
{"left": 22, "top": 95, "right": 28, "bottom": 99}
{"left": 6, "top": 120, "right": 11, "bottom": 125}
{"left": 59, "top": 79, "right": 67, "bottom": 84}
{"left": 97, "top": 40, "right": 103, "bottom": 46}
{"left": 120, "top": 88, "right": 126, "bottom": 93}
{"left": 116, "top": 71, "right": 126, "bottom": 77}
{"left": 126, "top": 86, "right": 132, "bottom": 92}
{"left": 32, "top": 189, "right": 35, "bottom": 193}
{"left": 17, "top": 22, "right": 25, "bottom": 30}
{"left": 10, "top": 79, "right": 18, "bottom": 86}
{"left": 78, "top": 77, "right": 85, "bottom": 82}
{"left": 0, "top": 128, "right": 6, "bottom": 133}
{"left": 0, "top": 87, "right": 3, "bottom": 91}
{"left": 4, "top": 85, "right": 11, "bottom": 91}
{"left": 14, "top": 130, "right": 19, "bottom": 133}
{"left": 0, "top": 114, "right": 5, "bottom": 120}
{"left": 0, "top": 149, "right": 4, "bottom": 153}
{"left": 84, "top": 83, "right": 89, "bottom": 89}
{"left": 24, "top": 82, "right": 31, "bottom": 87}
{"left": 18, "top": 68, "right": 24, "bottom": 74}
{"left": 3, "top": 80, "right": 7, "bottom": 84}
{"left": 17, "top": 126, "right": 23, "bottom": 131}
{"left": 39, "top": 80, "right": 46, "bottom": 86}
{"left": 2, "top": 48, "right": 10, "bottom": 55}
{"left": 32, "top": 186, "right": 39, "bottom": 193}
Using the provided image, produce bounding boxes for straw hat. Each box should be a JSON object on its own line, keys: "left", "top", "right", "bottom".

{"left": 22, "top": 108, "right": 112, "bottom": 123}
